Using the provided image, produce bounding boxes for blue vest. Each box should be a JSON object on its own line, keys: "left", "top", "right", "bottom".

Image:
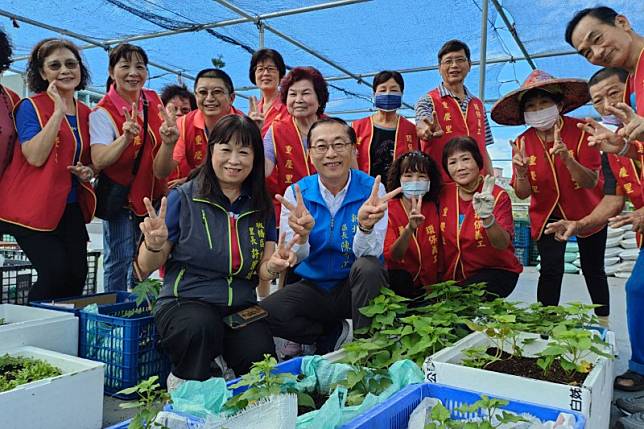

{"left": 159, "top": 181, "right": 266, "bottom": 307}
{"left": 294, "top": 170, "right": 376, "bottom": 291}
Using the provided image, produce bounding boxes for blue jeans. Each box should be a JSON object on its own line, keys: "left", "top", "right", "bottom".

{"left": 627, "top": 247, "right": 644, "bottom": 374}
{"left": 102, "top": 208, "right": 141, "bottom": 292}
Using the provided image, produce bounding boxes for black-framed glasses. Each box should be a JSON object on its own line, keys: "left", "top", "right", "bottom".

{"left": 46, "top": 59, "right": 79, "bottom": 71}
{"left": 195, "top": 88, "right": 228, "bottom": 98}
{"left": 440, "top": 57, "right": 468, "bottom": 67}
{"left": 255, "top": 66, "right": 278, "bottom": 74}
{"left": 310, "top": 142, "right": 352, "bottom": 155}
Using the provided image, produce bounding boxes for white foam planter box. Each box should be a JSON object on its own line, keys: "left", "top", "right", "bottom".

{"left": 422, "top": 331, "right": 615, "bottom": 429}
{"left": 0, "top": 304, "right": 78, "bottom": 355}
{"left": 0, "top": 346, "right": 104, "bottom": 429}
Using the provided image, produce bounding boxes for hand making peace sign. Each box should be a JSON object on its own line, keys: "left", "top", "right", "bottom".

{"left": 472, "top": 174, "right": 495, "bottom": 220}
{"left": 266, "top": 232, "right": 300, "bottom": 274}
{"left": 248, "top": 96, "right": 265, "bottom": 129}
{"left": 139, "top": 196, "right": 168, "bottom": 252}
{"left": 548, "top": 125, "right": 570, "bottom": 160}
{"left": 607, "top": 102, "right": 644, "bottom": 143}
{"left": 276, "top": 184, "right": 315, "bottom": 242}
{"left": 509, "top": 139, "right": 528, "bottom": 176}
{"left": 122, "top": 102, "right": 141, "bottom": 143}
{"left": 577, "top": 117, "right": 624, "bottom": 154}
{"left": 416, "top": 110, "right": 444, "bottom": 140}
{"left": 406, "top": 195, "right": 425, "bottom": 231}
{"left": 358, "top": 175, "right": 402, "bottom": 230}
{"left": 158, "top": 103, "right": 179, "bottom": 145}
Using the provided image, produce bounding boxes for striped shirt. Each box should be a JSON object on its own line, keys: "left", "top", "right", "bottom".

{"left": 415, "top": 83, "right": 495, "bottom": 146}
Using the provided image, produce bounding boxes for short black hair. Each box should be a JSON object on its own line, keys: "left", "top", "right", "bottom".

{"left": 372, "top": 70, "right": 404, "bottom": 93}
{"left": 307, "top": 117, "right": 357, "bottom": 146}
{"left": 0, "top": 30, "right": 12, "bottom": 74}
{"left": 442, "top": 136, "right": 484, "bottom": 176}
{"left": 588, "top": 67, "right": 629, "bottom": 88}
{"left": 160, "top": 83, "right": 196, "bottom": 110}
{"left": 248, "top": 48, "right": 286, "bottom": 85}
{"left": 438, "top": 39, "right": 471, "bottom": 63}
{"left": 565, "top": 6, "right": 619, "bottom": 47}
{"left": 27, "top": 38, "right": 90, "bottom": 93}
{"left": 518, "top": 88, "right": 564, "bottom": 114}
{"left": 387, "top": 151, "right": 442, "bottom": 202}
{"left": 106, "top": 43, "right": 148, "bottom": 91}
{"left": 194, "top": 68, "right": 234, "bottom": 95}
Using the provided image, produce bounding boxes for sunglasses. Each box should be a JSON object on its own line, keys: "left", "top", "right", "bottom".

{"left": 45, "top": 59, "right": 79, "bottom": 71}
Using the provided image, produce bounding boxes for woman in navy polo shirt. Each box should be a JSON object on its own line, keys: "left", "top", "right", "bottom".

{"left": 136, "top": 115, "right": 294, "bottom": 388}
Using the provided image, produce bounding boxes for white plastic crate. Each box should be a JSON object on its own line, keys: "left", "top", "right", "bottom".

{"left": 0, "top": 346, "right": 104, "bottom": 429}
{"left": 423, "top": 331, "right": 614, "bottom": 429}
{"left": 0, "top": 304, "right": 78, "bottom": 355}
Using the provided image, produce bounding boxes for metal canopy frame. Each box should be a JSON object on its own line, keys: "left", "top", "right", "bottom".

{"left": 2, "top": 0, "right": 576, "bottom": 110}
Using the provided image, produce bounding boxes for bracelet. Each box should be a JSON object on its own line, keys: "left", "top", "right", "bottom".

{"left": 358, "top": 223, "right": 373, "bottom": 234}
{"left": 481, "top": 215, "right": 496, "bottom": 229}
{"left": 144, "top": 241, "right": 163, "bottom": 253}
{"left": 617, "top": 140, "right": 631, "bottom": 157}
{"left": 265, "top": 263, "right": 280, "bottom": 279}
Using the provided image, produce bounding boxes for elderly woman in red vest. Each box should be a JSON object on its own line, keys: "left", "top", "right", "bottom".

{"left": 384, "top": 151, "right": 442, "bottom": 298}
{"left": 439, "top": 137, "right": 522, "bottom": 299}
{"left": 263, "top": 66, "right": 328, "bottom": 217}
{"left": 90, "top": 43, "right": 176, "bottom": 292}
{"left": 491, "top": 70, "right": 609, "bottom": 321}
{"left": 247, "top": 48, "right": 288, "bottom": 136}
{"left": 0, "top": 38, "right": 95, "bottom": 301}
{"left": 352, "top": 71, "right": 419, "bottom": 183}
{"left": 0, "top": 30, "right": 20, "bottom": 179}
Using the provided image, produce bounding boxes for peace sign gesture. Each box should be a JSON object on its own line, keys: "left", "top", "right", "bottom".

{"left": 549, "top": 125, "right": 569, "bottom": 160}
{"left": 122, "top": 102, "right": 141, "bottom": 143}
{"left": 509, "top": 139, "right": 528, "bottom": 176}
{"left": 473, "top": 174, "right": 495, "bottom": 220}
{"left": 276, "top": 184, "right": 315, "bottom": 241}
{"left": 158, "top": 103, "right": 179, "bottom": 145}
{"left": 577, "top": 117, "right": 624, "bottom": 153}
{"left": 358, "top": 175, "right": 402, "bottom": 229}
{"left": 139, "top": 196, "right": 168, "bottom": 252}
{"left": 407, "top": 196, "right": 425, "bottom": 231}
{"left": 267, "top": 232, "right": 300, "bottom": 275}
{"left": 248, "top": 95, "right": 265, "bottom": 128}
{"left": 416, "top": 110, "right": 444, "bottom": 140}
{"left": 607, "top": 102, "right": 644, "bottom": 143}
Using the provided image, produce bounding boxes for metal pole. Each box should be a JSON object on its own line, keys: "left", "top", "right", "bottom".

{"left": 479, "top": 0, "right": 489, "bottom": 101}
{"left": 258, "top": 21, "right": 265, "bottom": 49}
{"left": 490, "top": 0, "right": 537, "bottom": 69}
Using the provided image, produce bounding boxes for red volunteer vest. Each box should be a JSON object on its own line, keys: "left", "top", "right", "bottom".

{"left": 384, "top": 198, "right": 441, "bottom": 287}
{"left": 258, "top": 98, "right": 287, "bottom": 136}
{"left": 607, "top": 154, "right": 643, "bottom": 247}
{"left": 95, "top": 89, "right": 167, "bottom": 217}
{"left": 422, "top": 88, "right": 488, "bottom": 182}
{"left": 0, "top": 93, "right": 96, "bottom": 230}
{"left": 1, "top": 85, "right": 20, "bottom": 107}
{"left": 515, "top": 116, "right": 604, "bottom": 240}
{"left": 439, "top": 181, "right": 522, "bottom": 281}
{"left": 267, "top": 115, "right": 317, "bottom": 216}
{"left": 352, "top": 115, "right": 419, "bottom": 175}
{"left": 626, "top": 48, "right": 644, "bottom": 201}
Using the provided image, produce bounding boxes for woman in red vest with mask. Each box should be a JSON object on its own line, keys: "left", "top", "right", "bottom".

{"left": 352, "top": 71, "right": 419, "bottom": 182}
{"left": 0, "top": 38, "right": 96, "bottom": 301}
{"left": 90, "top": 43, "right": 175, "bottom": 292}
{"left": 263, "top": 67, "right": 328, "bottom": 218}
{"left": 384, "top": 151, "right": 442, "bottom": 297}
{"left": 247, "top": 48, "right": 288, "bottom": 136}
{"left": 439, "top": 137, "right": 522, "bottom": 299}
{"left": 491, "top": 70, "right": 609, "bottom": 322}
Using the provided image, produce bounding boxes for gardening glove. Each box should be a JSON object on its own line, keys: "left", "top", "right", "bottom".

{"left": 472, "top": 175, "right": 495, "bottom": 220}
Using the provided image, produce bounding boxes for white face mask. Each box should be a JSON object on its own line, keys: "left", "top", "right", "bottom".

{"left": 601, "top": 114, "right": 622, "bottom": 127}
{"left": 523, "top": 104, "right": 560, "bottom": 131}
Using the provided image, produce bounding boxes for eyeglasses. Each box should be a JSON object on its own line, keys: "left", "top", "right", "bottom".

{"left": 310, "top": 142, "right": 352, "bottom": 155}
{"left": 46, "top": 59, "right": 79, "bottom": 71}
{"left": 440, "top": 57, "right": 468, "bottom": 66}
{"left": 255, "top": 66, "right": 278, "bottom": 74}
{"left": 195, "top": 88, "right": 229, "bottom": 98}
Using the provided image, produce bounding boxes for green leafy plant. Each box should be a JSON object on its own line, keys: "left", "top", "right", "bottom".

{"left": 424, "top": 395, "right": 528, "bottom": 428}
{"left": 0, "top": 354, "right": 62, "bottom": 393}
{"left": 0, "top": 317, "right": 5, "bottom": 325}
{"left": 224, "top": 354, "right": 314, "bottom": 414}
{"left": 334, "top": 366, "right": 392, "bottom": 406}
{"left": 131, "top": 279, "right": 162, "bottom": 312}
{"left": 117, "top": 375, "right": 170, "bottom": 429}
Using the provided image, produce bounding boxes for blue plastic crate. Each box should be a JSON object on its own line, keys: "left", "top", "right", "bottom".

{"left": 513, "top": 220, "right": 531, "bottom": 248}
{"left": 31, "top": 291, "right": 135, "bottom": 317}
{"left": 340, "top": 383, "right": 585, "bottom": 429}
{"left": 514, "top": 246, "right": 530, "bottom": 266}
{"left": 79, "top": 301, "right": 171, "bottom": 398}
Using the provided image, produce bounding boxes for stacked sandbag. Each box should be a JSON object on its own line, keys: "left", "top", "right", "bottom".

{"left": 602, "top": 226, "right": 637, "bottom": 277}
{"left": 535, "top": 238, "right": 579, "bottom": 274}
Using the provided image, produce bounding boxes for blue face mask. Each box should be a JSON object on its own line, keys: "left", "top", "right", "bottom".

{"left": 374, "top": 92, "right": 403, "bottom": 112}
{"left": 401, "top": 180, "right": 430, "bottom": 199}
{"left": 601, "top": 114, "right": 621, "bottom": 127}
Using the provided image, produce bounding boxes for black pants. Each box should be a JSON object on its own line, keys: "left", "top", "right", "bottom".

{"left": 537, "top": 225, "right": 609, "bottom": 316}
{"left": 388, "top": 269, "right": 425, "bottom": 299}
{"left": 260, "top": 256, "right": 388, "bottom": 344}
{"left": 155, "top": 299, "right": 275, "bottom": 381}
{"left": 460, "top": 268, "right": 519, "bottom": 300}
{"left": 1, "top": 203, "right": 88, "bottom": 301}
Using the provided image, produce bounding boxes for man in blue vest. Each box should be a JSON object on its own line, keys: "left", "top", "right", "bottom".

{"left": 260, "top": 117, "right": 401, "bottom": 355}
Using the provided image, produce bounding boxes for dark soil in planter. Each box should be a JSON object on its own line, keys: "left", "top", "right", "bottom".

{"left": 483, "top": 348, "right": 589, "bottom": 386}
{"left": 0, "top": 363, "right": 24, "bottom": 381}
{"left": 297, "top": 390, "right": 330, "bottom": 416}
